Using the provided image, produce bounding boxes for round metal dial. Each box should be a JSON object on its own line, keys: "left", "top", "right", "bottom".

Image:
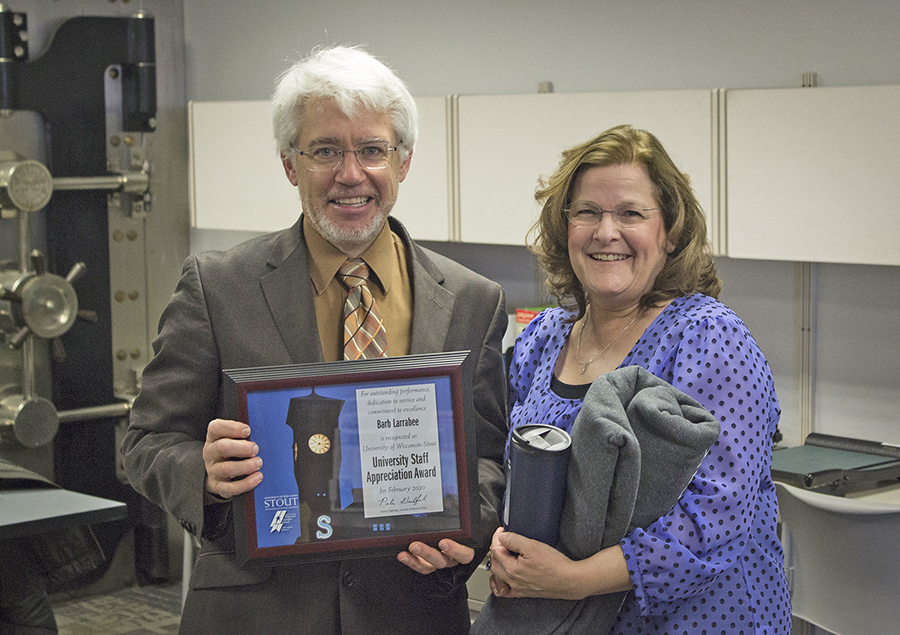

{"left": 3, "top": 160, "right": 53, "bottom": 212}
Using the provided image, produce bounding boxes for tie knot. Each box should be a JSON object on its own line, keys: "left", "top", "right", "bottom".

{"left": 338, "top": 258, "right": 370, "bottom": 290}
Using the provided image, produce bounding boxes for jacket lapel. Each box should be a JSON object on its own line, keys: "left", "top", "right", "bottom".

{"left": 260, "top": 221, "right": 325, "bottom": 364}
{"left": 259, "top": 217, "right": 454, "bottom": 362}
{"left": 393, "top": 219, "right": 455, "bottom": 355}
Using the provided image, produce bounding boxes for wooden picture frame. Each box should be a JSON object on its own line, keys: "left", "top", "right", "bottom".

{"left": 223, "top": 351, "right": 479, "bottom": 568}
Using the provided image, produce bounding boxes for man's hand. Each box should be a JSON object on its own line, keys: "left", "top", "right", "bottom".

{"left": 397, "top": 539, "right": 474, "bottom": 575}
{"left": 202, "top": 419, "right": 263, "bottom": 503}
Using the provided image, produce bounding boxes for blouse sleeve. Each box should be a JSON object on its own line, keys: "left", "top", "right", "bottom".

{"left": 620, "top": 313, "right": 780, "bottom": 616}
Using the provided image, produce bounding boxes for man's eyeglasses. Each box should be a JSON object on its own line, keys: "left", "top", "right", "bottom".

{"left": 564, "top": 201, "right": 660, "bottom": 228}
{"left": 289, "top": 142, "right": 399, "bottom": 172}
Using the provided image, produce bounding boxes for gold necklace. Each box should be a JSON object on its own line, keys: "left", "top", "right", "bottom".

{"left": 575, "top": 309, "right": 640, "bottom": 375}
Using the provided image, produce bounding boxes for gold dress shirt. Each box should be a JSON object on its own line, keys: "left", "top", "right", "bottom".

{"left": 305, "top": 216, "right": 413, "bottom": 362}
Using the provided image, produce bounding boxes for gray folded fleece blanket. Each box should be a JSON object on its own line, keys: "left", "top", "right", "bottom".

{"left": 471, "top": 365, "right": 720, "bottom": 635}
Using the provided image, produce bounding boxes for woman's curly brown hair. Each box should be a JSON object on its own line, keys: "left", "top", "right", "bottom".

{"left": 528, "top": 124, "right": 721, "bottom": 322}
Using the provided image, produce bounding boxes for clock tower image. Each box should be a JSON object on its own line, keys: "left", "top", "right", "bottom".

{"left": 284, "top": 387, "right": 345, "bottom": 542}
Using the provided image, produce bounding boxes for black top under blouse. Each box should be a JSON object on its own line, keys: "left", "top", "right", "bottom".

{"left": 550, "top": 374, "right": 590, "bottom": 400}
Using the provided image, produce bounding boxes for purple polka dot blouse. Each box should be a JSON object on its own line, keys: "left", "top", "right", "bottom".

{"left": 508, "top": 294, "right": 792, "bottom": 634}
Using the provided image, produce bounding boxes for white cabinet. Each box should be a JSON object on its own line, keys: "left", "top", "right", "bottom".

{"left": 188, "top": 97, "right": 451, "bottom": 240}
{"left": 725, "top": 85, "right": 900, "bottom": 266}
{"left": 455, "top": 90, "right": 717, "bottom": 247}
{"left": 189, "top": 86, "right": 900, "bottom": 267}
{"left": 389, "top": 97, "right": 451, "bottom": 241}
{"left": 189, "top": 100, "right": 298, "bottom": 233}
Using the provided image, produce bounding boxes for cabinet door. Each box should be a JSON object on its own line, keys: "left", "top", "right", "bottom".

{"left": 189, "top": 98, "right": 451, "bottom": 240}
{"left": 726, "top": 86, "right": 900, "bottom": 265}
{"left": 456, "top": 91, "right": 715, "bottom": 246}
{"left": 389, "top": 97, "right": 451, "bottom": 241}
{"left": 189, "top": 100, "right": 297, "bottom": 233}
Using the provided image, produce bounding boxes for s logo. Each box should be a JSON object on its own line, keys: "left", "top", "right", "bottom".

{"left": 316, "top": 515, "right": 333, "bottom": 539}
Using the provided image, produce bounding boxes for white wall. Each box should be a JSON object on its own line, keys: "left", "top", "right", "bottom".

{"left": 184, "top": 0, "right": 900, "bottom": 99}
{"left": 183, "top": 0, "right": 900, "bottom": 453}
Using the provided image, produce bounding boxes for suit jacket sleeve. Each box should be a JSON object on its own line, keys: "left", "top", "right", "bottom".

{"left": 408, "top": 242, "right": 510, "bottom": 590}
{"left": 467, "top": 286, "right": 508, "bottom": 552}
{"left": 121, "top": 254, "right": 224, "bottom": 539}
{"left": 433, "top": 291, "right": 508, "bottom": 592}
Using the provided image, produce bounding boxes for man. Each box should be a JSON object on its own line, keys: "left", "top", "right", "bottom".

{"left": 122, "top": 46, "right": 508, "bottom": 634}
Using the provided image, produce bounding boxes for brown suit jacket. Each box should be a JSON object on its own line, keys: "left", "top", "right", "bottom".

{"left": 122, "top": 217, "right": 508, "bottom": 634}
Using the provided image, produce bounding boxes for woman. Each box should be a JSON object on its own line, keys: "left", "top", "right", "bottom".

{"left": 486, "top": 125, "right": 791, "bottom": 634}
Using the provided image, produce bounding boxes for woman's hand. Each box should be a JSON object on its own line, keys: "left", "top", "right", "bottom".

{"left": 488, "top": 527, "right": 582, "bottom": 599}
{"left": 488, "top": 527, "right": 632, "bottom": 600}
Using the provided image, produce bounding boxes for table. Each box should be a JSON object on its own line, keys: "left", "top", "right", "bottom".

{"left": 0, "top": 487, "right": 127, "bottom": 540}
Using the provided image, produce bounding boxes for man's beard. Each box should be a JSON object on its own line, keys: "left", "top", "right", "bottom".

{"left": 302, "top": 194, "right": 396, "bottom": 249}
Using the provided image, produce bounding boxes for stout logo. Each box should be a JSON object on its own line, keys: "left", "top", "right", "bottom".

{"left": 270, "top": 510, "right": 288, "bottom": 533}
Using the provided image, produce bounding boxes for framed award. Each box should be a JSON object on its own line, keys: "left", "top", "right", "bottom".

{"left": 223, "top": 350, "right": 480, "bottom": 568}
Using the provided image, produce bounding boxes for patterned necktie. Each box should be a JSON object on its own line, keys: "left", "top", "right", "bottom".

{"left": 337, "top": 258, "right": 388, "bottom": 360}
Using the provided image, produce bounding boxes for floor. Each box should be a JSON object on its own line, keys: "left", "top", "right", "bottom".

{"left": 49, "top": 582, "right": 481, "bottom": 634}
{"left": 51, "top": 583, "right": 182, "bottom": 635}
{"left": 48, "top": 579, "right": 804, "bottom": 634}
